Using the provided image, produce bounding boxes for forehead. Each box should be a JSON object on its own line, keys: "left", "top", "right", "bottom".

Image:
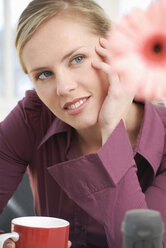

{"left": 22, "top": 15, "right": 99, "bottom": 69}
{"left": 25, "top": 13, "right": 96, "bottom": 48}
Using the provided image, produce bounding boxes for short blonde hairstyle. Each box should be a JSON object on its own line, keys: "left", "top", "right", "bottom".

{"left": 15, "top": 0, "right": 111, "bottom": 73}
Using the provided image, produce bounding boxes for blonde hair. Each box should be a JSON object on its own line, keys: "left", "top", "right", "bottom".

{"left": 15, "top": 0, "right": 111, "bottom": 73}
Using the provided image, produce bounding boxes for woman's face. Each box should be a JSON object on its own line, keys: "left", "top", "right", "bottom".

{"left": 22, "top": 15, "right": 109, "bottom": 131}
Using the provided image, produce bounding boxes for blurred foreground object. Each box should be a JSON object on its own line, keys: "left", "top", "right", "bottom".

{"left": 121, "top": 209, "right": 164, "bottom": 248}
{"left": 108, "top": 0, "right": 166, "bottom": 102}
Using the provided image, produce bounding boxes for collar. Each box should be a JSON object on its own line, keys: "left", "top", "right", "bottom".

{"left": 38, "top": 117, "right": 71, "bottom": 149}
{"left": 38, "top": 102, "right": 165, "bottom": 175}
{"left": 134, "top": 101, "right": 165, "bottom": 175}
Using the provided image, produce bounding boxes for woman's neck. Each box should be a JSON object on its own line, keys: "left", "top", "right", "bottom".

{"left": 76, "top": 102, "right": 144, "bottom": 155}
{"left": 76, "top": 124, "right": 102, "bottom": 156}
{"left": 125, "top": 102, "right": 144, "bottom": 148}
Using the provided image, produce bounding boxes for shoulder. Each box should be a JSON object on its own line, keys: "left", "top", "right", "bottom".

{"left": 1, "top": 90, "right": 55, "bottom": 137}
{"left": 0, "top": 90, "right": 57, "bottom": 158}
{"left": 18, "top": 89, "right": 55, "bottom": 124}
{"left": 19, "top": 89, "right": 46, "bottom": 113}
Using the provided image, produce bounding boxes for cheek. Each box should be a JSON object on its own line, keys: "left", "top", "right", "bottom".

{"left": 103, "top": 78, "right": 109, "bottom": 95}
{"left": 97, "top": 71, "right": 109, "bottom": 97}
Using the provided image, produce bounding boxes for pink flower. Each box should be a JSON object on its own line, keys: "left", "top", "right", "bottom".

{"left": 107, "top": 0, "right": 166, "bottom": 101}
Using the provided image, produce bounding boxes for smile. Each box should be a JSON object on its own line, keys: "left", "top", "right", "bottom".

{"left": 66, "top": 98, "right": 87, "bottom": 110}
{"left": 63, "top": 96, "right": 90, "bottom": 115}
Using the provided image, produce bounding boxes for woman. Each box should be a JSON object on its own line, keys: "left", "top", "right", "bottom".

{"left": 1, "top": 0, "right": 166, "bottom": 247}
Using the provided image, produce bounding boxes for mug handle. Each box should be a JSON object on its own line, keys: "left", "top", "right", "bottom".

{"left": 0, "top": 232, "right": 19, "bottom": 248}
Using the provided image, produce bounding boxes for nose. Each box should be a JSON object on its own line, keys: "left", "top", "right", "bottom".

{"left": 56, "top": 69, "right": 77, "bottom": 96}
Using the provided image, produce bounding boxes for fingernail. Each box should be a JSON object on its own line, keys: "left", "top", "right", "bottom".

{"left": 100, "top": 37, "right": 107, "bottom": 45}
{"left": 6, "top": 242, "right": 14, "bottom": 248}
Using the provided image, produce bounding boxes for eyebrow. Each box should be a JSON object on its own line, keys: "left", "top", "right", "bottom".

{"left": 61, "top": 46, "right": 84, "bottom": 62}
{"left": 29, "top": 46, "right": 84, "bottom": 74}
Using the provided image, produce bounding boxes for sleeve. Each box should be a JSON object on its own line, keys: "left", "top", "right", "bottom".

{"left": 0, "top": 90, "right": 41, "bottom": 213}
{"left": 47, "top": 120, "right": 166, "bottom": 248}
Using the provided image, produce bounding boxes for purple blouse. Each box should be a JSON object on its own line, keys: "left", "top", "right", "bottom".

{"left": 0, "top": 90, "right": 166, "bottom": 248}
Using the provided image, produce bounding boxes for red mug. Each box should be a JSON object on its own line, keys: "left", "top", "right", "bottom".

{"left": 0, "top": 216, "right": 69, "bottom": 248}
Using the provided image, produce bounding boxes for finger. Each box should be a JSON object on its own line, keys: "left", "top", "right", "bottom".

{"left": 99, "top": 37, "right": 108, "bottom": 48}
{"left": 95, "top": 45, "right": 108, "bottom": 59}
{"left": 96, "top": 38, "right": 111, "bottom": 64}
{"left": 91, "top": 60, "right": 110, "bottom": 74}
{"left": 68, "top": 240, "right": 72, "bottom": 248}
{"left": 3, "top": 239, "right": 15, "bottom": 248}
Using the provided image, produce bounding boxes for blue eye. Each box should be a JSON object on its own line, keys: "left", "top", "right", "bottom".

{"left": 38, "top": 71, "right": 52, "bottom": 80}
{"left": 71, "top": 55, "right": 84, "bottom": 65}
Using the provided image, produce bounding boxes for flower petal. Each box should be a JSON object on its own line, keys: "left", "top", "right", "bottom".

{"left": 108, "top": 0, "right": 166, "bottom": 101}
{"left": 147, "top": 0, "right": 166, "bottom": 29}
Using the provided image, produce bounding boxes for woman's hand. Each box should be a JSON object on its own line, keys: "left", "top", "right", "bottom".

{"left": 3, "top": 239, "right": 15, "bottom": 248}
{"left": 68, "top": 241, "right": 72, "bottom": 247}
{"left": 3, "top": 239, "right": 72, "bottom": 248}
{"left": 92, "top": 38, "right": 134, "bottom": 144}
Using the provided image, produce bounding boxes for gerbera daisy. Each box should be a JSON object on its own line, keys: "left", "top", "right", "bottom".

{"left": 107, "top": 0, "right": 166, "bottom": 101}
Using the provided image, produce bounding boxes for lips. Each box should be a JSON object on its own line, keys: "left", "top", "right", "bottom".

{"left": 63, "top": 97, "right": 90, "bottom": 110}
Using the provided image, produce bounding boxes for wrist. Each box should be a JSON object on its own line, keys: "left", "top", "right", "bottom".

{"left": 101, "top": 124, "right": 116, "bottom": 145}
{"left": 101, "top": 119, "right": 125, "bottom": 145}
